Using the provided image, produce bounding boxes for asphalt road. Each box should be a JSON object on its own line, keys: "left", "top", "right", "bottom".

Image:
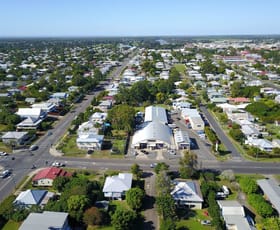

{"left": 200, "top": 105, "right": 243, "bottom": 160}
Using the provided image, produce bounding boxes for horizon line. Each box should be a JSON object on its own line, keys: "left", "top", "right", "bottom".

{"left": 0, "top": 33, "right": 280, "bottom": 39}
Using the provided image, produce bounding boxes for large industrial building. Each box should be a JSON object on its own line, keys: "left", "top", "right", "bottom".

{"left": 131, "top": 106, "right": 174, "bottom": 150}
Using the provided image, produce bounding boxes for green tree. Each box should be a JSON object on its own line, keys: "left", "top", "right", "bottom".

{"left": 111, "top": 208, "right": 137, "bottom": 230}
{"left": 130, "top": 163, "right": 142, "bottom": 180}
{"left": 83, "top": 207, "right": 103, "bottom": 226}
{"left": 67, "top": 195, "right": 90, "bottom": 222}
{"left": 154, "top": 162, "right": 169, "bottom": 174}
{"left": 53, "top": 176, "right": 70, "bottom": 192}
{"left": 179, "top": 150, "right": 198, "bottom": 178}
{"left": 126, "top": 187, "right": 145, "bottom": 211}
{"left": 239, "top": 177, "right": 258, "bottom": 194}
{"left": 156, "top": 195, "right": 176, "bottom": 220}
{"left": 107, "top": 104, "right": 135, "bottom": 132}
{"left": 229, "top": 128, "right": 245, "bottom": 142}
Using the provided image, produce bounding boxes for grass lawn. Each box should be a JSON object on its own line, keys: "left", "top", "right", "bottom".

{"left": 176, "top": 209, "right": 214, "bottom": 230}
{"left": 266, "top": 123, "right": 280, "bottom": 139}
{"left": 174, "top": 64, "right": 187, "bottom": 77}
{"left": 58, "top": 134, "right": 87, "bottom": 156}
{"left": 0, "top": 124, "right": 8, "bottom": 132}
{"left": 2, "top": 220, "right": 21, "bottom": 230}
{"left": 58, "top": 133, "right": 125, "bottom": 159}
{"left": 0, "top": 142, "right": 12, "bottom": 153}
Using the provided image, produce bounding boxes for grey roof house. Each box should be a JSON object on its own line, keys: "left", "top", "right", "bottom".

{"left": 257, "top": 178, "right": 280, "bottom": 215}
{"left": 19, "top": 211, "right": 70, "bottom": 230}
{"left": 14, "top": 189, "right": 53, "bottom": 208}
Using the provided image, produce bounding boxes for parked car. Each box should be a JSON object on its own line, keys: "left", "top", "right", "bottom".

{"left": 168, "top": 150, "right": 176, "bottom": 155}
{"left": 52, "top": 162, "right": 65, "bottom": 167}
{"left": 201, "top": 220, "right": 211, "bottom": 225}
{"left": 150, "top": 163, "right": 158, "bottom": 168}
{"left": 0, "top": 151, "right": 8, "bottom": 156}
{"left": 0, "top": 169, "right": 11, "bottom": 178}
{"left": 29, "top": 145, "right": 38, "bottom": 151}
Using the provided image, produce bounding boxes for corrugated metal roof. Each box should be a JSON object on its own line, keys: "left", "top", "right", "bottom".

{"left": 132, "top": 121, "right": 172, "bottom": 146}
{"left": 257, "top": 178, "right": 280, "bottom": 214}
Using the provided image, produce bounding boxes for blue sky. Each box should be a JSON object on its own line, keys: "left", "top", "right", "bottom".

{"left": 1, "top": 0, "right": 279, "bottom": 37}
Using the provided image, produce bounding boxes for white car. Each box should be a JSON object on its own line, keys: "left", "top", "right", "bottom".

{"left": 0, "top": 152, "right": 8, "bottom": 156}
{"left": 0, "top": 170, "right": 11, "bottom": 178}
{"left": 52, "top": 162, "right": 65, "bottom": 167}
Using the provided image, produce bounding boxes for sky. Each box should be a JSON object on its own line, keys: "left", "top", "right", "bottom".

{"left": 1, "top": 0, "right": 279, "bottom": 37}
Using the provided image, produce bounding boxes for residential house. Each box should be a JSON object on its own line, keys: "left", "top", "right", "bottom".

{"left": 16, "top": 108, "right": 46, "bottom": 120}
{"left": 31, "top": 102, "right": 56, "bottom": 113}
{"left": 76, "top": 133, "right": 104, "bottom": 150}
{"left": 32, "top": 167, "right": 72, "bottom": 187}
{"left": 16, "top": 117, "right": 43, "bottom": 130}
{"left": 228, "top": 97, "right": 250, "bottom": 104}
{"left": 241, "top": 125, "right": 260, "bottom": 139}
{"left": 14, "top": 189, "right": 54, "bottom": 208}
{"left": 77, "top": 121, "right": 99, "bottom": 136}
{"left": 257, "top": 178, "right": 280, "bottom": 215}
{"left": 102, "top": 173, "right": 132, "bottom": 199}
{"left": 90, "top": 112, "right": 107, "bottom": 124}
{"left": 217, "top": 200, "right": 253, "bottom": 230}
{"left": 1, "top": 131, "right": 29, "bottom": 145}
{"left": 172, "top": 101, "right": 191, "bottom": 110}
{"left": 19, "top": 211, "right": 70, "bottom": 230}
{"left": 245, "top": 138, "right": 274, "bottom": 152}
{"left": 272, "top": 139, "right": 280, "bottom": 148}
{"left": 98, "top": 100, "right": 112, "bottom": 111}
{"left": 25, "top": 98, "right": 36, "bottom": 104}
{"left": 50, "top": 92, "right": 68, "bottom": 99}
{"left": 171, "top": 180, "right": 203, "bottom": 209}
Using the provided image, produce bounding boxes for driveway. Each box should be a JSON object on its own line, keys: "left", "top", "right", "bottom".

{"left": 143, "top": 172, "right": 158, "bottom": 230}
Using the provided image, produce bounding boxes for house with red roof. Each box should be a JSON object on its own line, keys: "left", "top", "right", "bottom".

{"left": 228, "top": 97, "right": 250, "bottom": 104}
{"left": 32, "top": 167, "right": 72, "bottom": 187}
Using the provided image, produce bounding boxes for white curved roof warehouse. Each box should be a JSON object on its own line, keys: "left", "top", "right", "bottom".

{"left": 132, "top": 121, "right": 172, "bottom": 149}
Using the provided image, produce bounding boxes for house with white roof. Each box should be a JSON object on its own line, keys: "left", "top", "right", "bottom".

{"left": 241, "top": 125, "right": 260, "bottom": 139}
{"left": 90, "top": 112, "right": 107, "bottom": 124}
{"left": 217, "top": 200, "right": 253, "bottom": 230}
{"left": 76, "top": 133, "right": 104, "bottom": 151}
{"left": 171, "top": 180, "right": 203, "bottom": 209}
{"left": 102, "top": 173, "right": 132, "bottom": 199}
{"left": 245, "top": 138, "right": 274, "bottom": 152}
{"left": 31, "top": 102, "right": 56, "bottom": 113}
{"left": 19, "top": 211, "right": 70, "bottom": 230}
{"left": 50, "top": 92, "right": 68, "bottom": 99}
{"left": 16, "top": 108, "right": 46, "bottom": 120}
